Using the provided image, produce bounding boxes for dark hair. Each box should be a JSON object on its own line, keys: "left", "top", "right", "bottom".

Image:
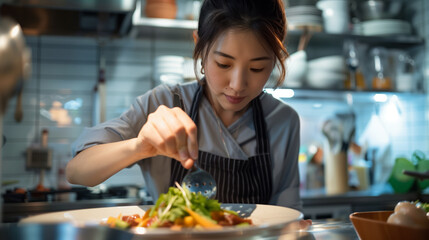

{"left": 193, "top": 0, "right": 288, "bottom": 87}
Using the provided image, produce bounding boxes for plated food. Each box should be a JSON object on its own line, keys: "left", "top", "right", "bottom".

{"left": 102, "top": 184, "right": 252, "bottom": 230}
{"left": 20, "top": 185, "right": 302, "bottom": 239}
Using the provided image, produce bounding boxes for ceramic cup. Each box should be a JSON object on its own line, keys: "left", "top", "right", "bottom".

{"left": 317, "top": 0, "right": 350, "bottom": 33}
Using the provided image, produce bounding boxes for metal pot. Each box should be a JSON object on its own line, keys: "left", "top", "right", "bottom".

{"left": 353, "top": 0, "right": 402, "bottom": 21}
{"left": 0, "top": 17, "right": 31, "bottom": 113}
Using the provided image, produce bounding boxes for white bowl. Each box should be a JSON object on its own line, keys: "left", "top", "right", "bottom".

{"left": 362, "top": 19, "right": 411, "bottom": 36}
{"left": 306, "top": 69, "right": 346, "bottom": 89}
{"left": 284, "top": 51, "right": 307, "bottom": 87}
{"left": 308, "top": 55, "right": 346, "bottom": 73}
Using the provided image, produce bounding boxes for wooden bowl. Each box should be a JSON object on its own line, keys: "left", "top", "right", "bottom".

{"left": 145, "top": 2, "right": 177, "bottom": 19}
{"left": 349, "top": 211, "right": 429, "bottom": 240}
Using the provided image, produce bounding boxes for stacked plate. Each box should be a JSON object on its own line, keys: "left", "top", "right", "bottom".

{"left": 285, "top": 5, "right": 323, "bottom": 32}
{"left": 361, "top": 19, "right": 412, "bottom": 36}
{"left": 154, "top": 55, "right": 185, "bottom": 85}
{"left": 306, "top": 55, "right": 347, "bottom": 89}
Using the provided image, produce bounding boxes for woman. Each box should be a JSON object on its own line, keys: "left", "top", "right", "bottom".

{"left": 67, "top": 0, "right": 301, "bottom": 211}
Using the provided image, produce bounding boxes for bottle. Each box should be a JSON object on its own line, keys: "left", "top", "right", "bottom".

{"left": 344, "top": 40, "right": 366, "bottom": 90}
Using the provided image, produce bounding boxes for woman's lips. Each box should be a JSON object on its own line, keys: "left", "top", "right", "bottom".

{"left": 225, "top": 94, "right": 245, "bottom": 104}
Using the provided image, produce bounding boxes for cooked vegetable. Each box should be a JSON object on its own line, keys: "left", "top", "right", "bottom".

{"left": 387, "top": 201, "right": 429, "bottom": 228}
{"left": 185, "top": 207, "right": 222, "bottom": 229}
{"left": 102, "top": 183, "right": 252, "bottom": 230}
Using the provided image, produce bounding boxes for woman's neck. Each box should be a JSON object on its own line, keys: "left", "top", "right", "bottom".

{"left": 203, "top": 86, "right": 249, "bottom": 127}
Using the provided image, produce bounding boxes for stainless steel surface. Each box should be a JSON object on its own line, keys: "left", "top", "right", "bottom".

{"left": 0, "top": 0, "right": 137, "bottom": 37}
{"left": 3, "top": 198, "right": 142, "bottom": 223}
{"left": 182, "top": 166, "right": 217, "bottom": 199}
{"left": 305, "top": 219, "right": 359, "bottom": 240}
{"left": 0, "top": 17, "right": 31, "bottom": 114}
{"left": 172, "top": 91, "right": 217, "bottom": 199}
{"left": 0, "top": 223, "right": 135, "bottom": 240}
{"left": 0, "top": 219, "right": 359, "bottom": 240}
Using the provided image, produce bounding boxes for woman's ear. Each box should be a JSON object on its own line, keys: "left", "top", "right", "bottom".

{"left": 192, "top": 30, "right": 199, "bottom": 44}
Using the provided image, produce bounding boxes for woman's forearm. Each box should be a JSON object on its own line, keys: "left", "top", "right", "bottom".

{"left": 66, "top": 138, "right": 146, "bottom": 187}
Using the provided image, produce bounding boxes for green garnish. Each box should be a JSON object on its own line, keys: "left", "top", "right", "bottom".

{"left": 148, "top": 184, "right": 221, "bottom": 227}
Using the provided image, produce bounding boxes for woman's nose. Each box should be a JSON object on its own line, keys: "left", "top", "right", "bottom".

{"left": 229, "top": 68, "right": 247, "bottom": 91}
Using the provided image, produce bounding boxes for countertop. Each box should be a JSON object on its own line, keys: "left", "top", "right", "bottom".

{"left": 2, "top": 198, "right": 143, "bottom": 223}
{"left": 0, "top": 219, "right": 359, "bottom": 240}
{"left": 300, "top": 184, "right": 428, "bottom": 219}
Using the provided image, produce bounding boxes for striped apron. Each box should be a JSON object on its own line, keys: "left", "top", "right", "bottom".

{"left": 169, "top": 84, "right": 273, "bottom": 204}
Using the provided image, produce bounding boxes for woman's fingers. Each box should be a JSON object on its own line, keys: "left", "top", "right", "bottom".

{"left": 140, "top": 105, "right": 198, "bottom": 164}
{"left": 299, "top": 219, "right": 313, "bottom": 230}
{"left": 164, "top": 107, "right": 189, "bottom": 159}
{"left": 141, "top": 113, "right": 169, "bottom": 153}
{"left": 173, "top": 107, "right": 198, "bottom": 160}
{"left": 181, "top": 158, "right": 195, "bottom": 169}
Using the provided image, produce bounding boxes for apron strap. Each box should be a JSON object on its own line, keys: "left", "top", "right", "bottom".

{"left": 252, "top": 93, "right": 270, "bottom": 155}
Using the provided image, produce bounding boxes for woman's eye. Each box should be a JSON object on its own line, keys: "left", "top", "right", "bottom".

{"left": 216, "top": 62, "right": 230, "bottom": 69}
{"left": 251, "top": 68, "right": 264, "bottom": 73}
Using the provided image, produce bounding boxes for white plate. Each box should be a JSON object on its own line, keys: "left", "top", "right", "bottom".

{"left": 20, "top": 204, "right": 303, "bottom": 239}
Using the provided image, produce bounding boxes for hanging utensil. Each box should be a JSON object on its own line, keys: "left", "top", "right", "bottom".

{"left": 336, "top": 112, "right": 356, "bottom": 151}
{"left": 344, "top": 40, "right": 358, "bottom": 89}
{"left": 297, "top": 26, "right": 312, "bottom": 52}
{"left": 98, "top": 46, "right": 106, "bottom": 123}
{"left": 14, "top": 84, "right": 23, "bottom": 122}
{"left": 322, "top": 118, "right": 343, "bottom": 154}
{"left": 172, "top": 91, "right": 217, "bottom": 199}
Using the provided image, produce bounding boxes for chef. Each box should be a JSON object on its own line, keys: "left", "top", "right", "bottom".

{"left": 67, "top": 0, "right": 302, "bottom": 211}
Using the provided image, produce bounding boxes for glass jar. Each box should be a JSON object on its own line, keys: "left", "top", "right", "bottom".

{"left": 184, "top": 0, "right": 201, "bottom": 20}
{"left": 370, "top": 47, "right": 392, "bottom": 91}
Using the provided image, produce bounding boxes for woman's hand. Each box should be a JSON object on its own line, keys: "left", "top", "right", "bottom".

{"left": 137, "top": 105, "right": 198, "bottom": 169}
{"left": 299, "top": 219, "right": 313, "bottom": 230}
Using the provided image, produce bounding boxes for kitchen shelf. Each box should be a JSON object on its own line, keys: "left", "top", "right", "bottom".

{"left": 131, "top": 17, "right": 424, "bottom": 48}
{"left": 133, "top": 17, "right": 197, "bottom": 30}
{"left": 286, "top": 30, "right": 425, "bottom": 48}
{"left": 130, "top": 14, "right": 426, "bottom": 95}
{"left": 265, "top": 88, "right": 426, "bottom": 102}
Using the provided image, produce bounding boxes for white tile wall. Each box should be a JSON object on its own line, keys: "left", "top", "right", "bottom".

{"left": 1, "top": 35, "right": 193, "bottom": 191}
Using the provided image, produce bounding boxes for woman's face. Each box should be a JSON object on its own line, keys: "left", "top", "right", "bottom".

{"left": 203, "top": 28, "right": 275, "bottom": 123}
